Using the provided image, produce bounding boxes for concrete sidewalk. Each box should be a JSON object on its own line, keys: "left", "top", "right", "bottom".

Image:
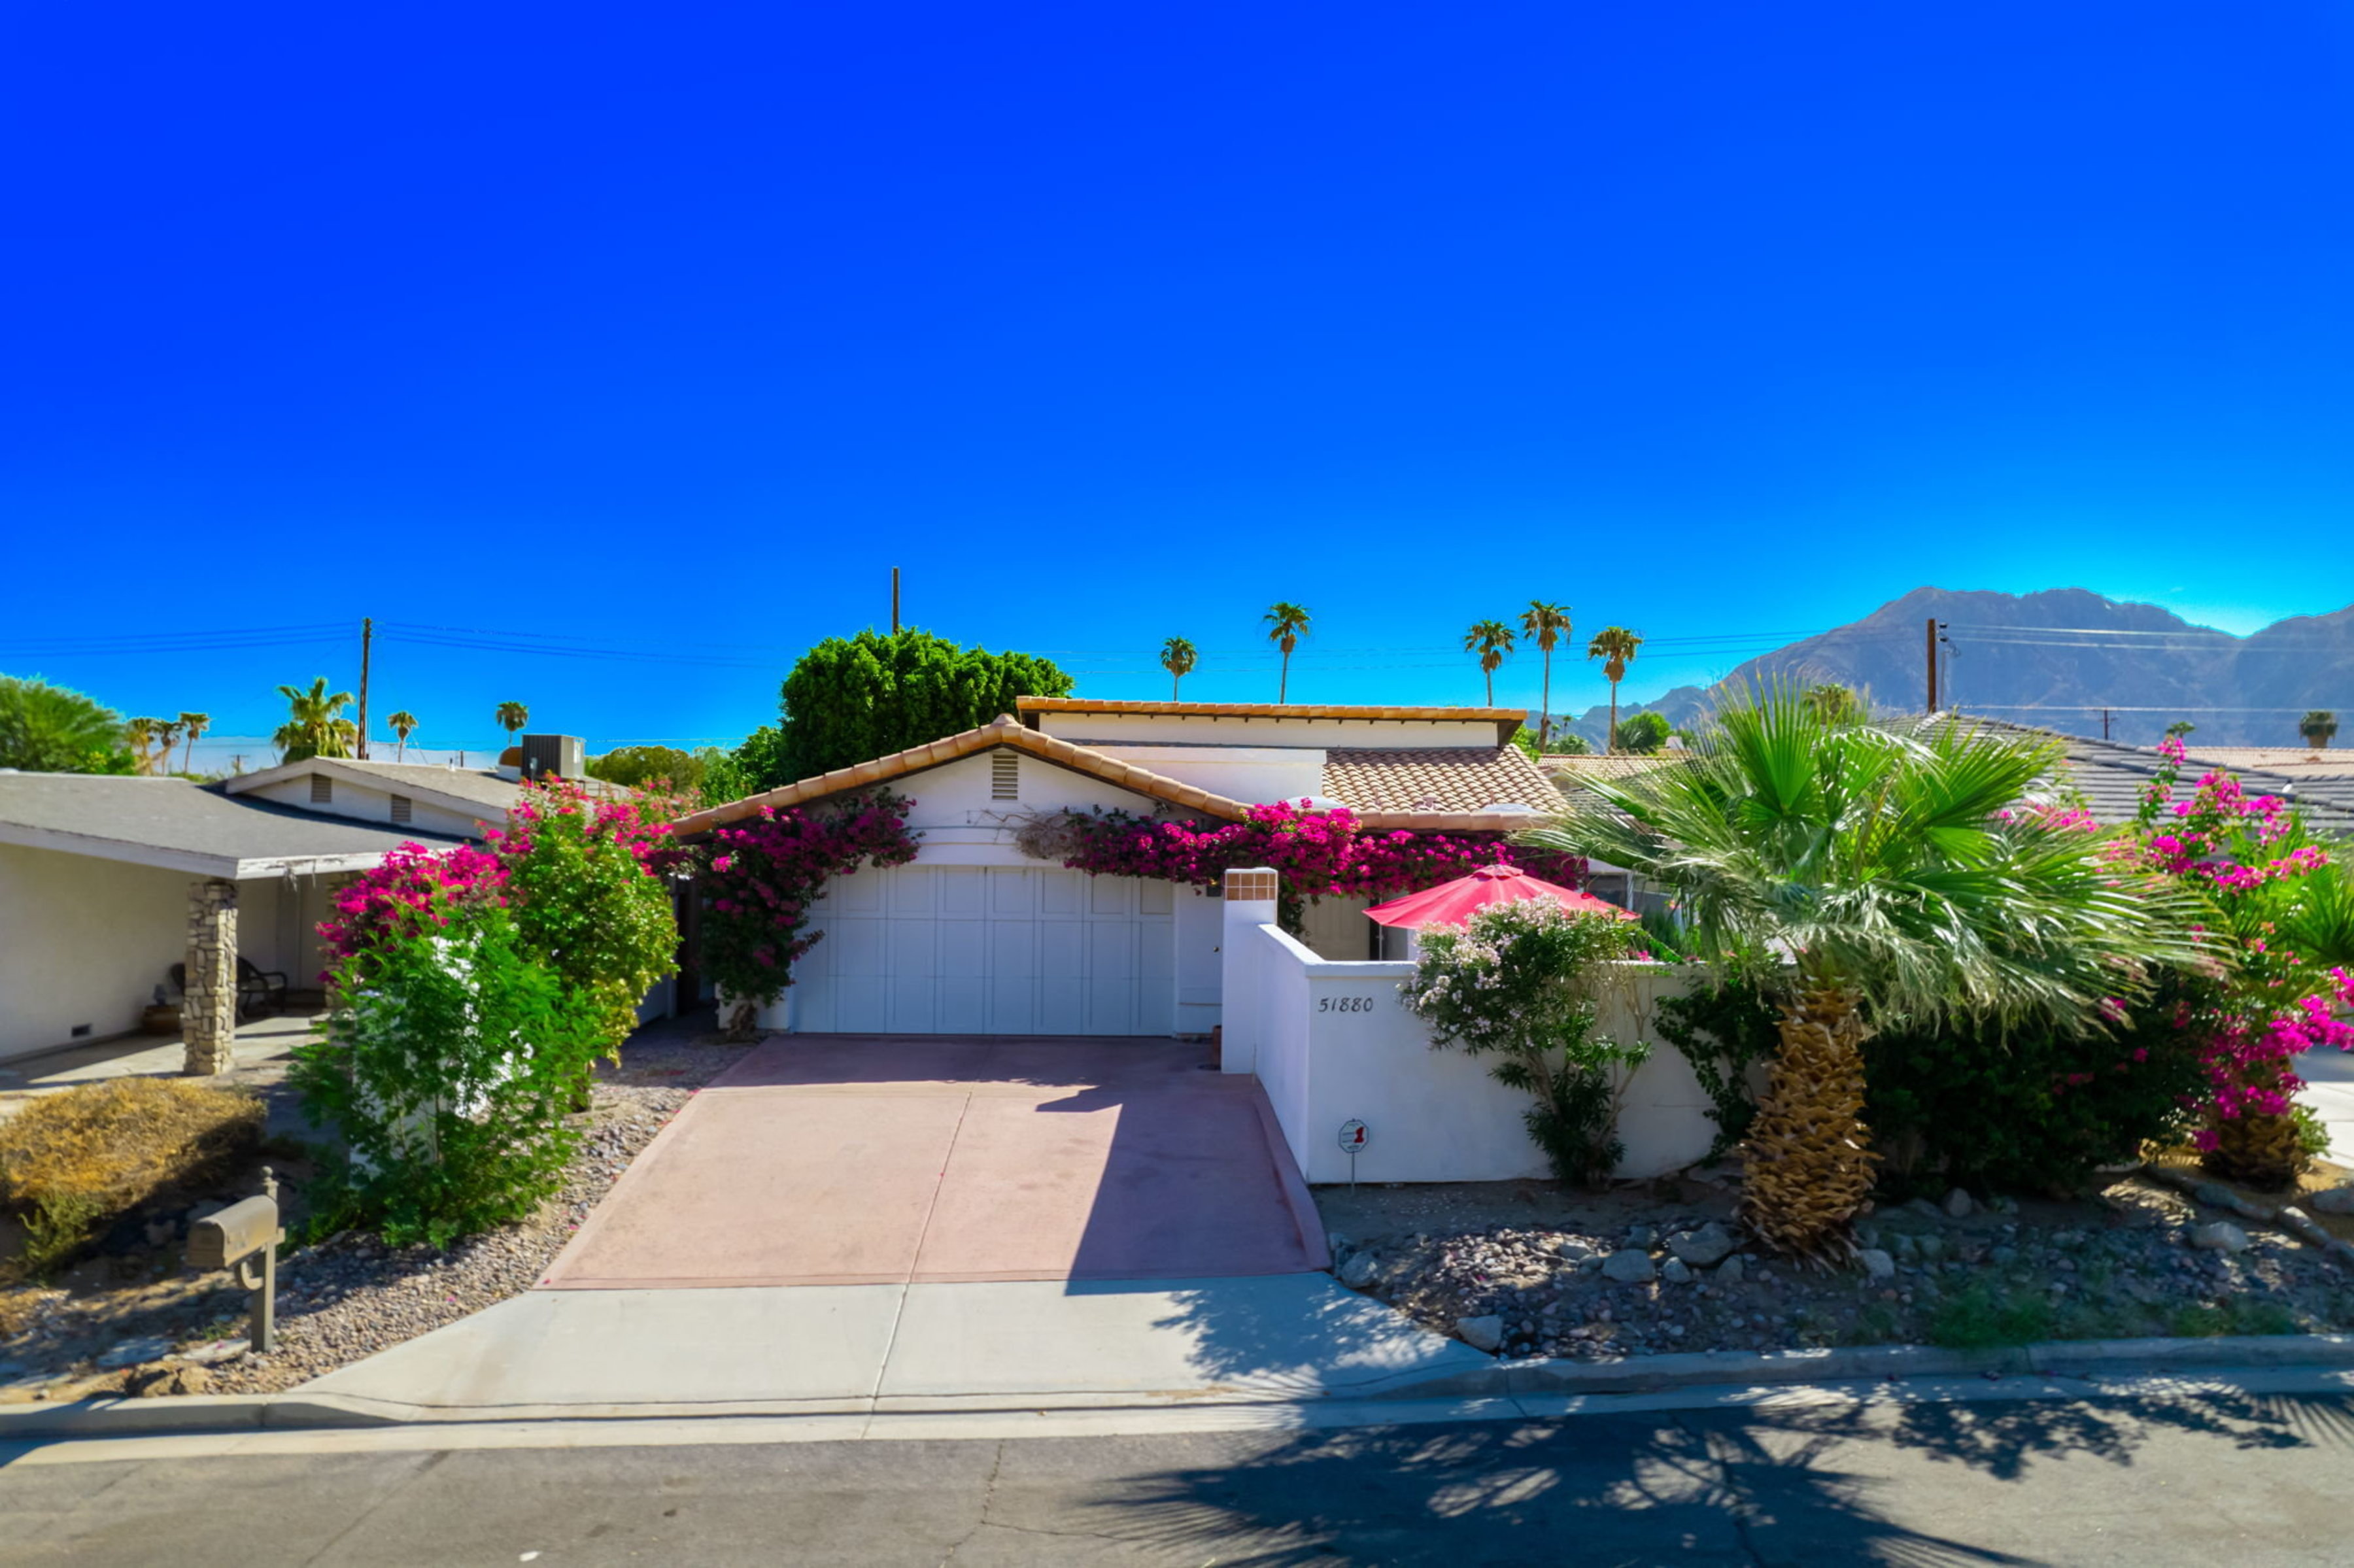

{"left": 297, "top": 1274, "right": 1493, "bottom": 1416}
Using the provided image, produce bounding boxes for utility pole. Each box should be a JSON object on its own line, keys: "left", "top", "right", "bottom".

{"left": 1924, "top": 617, "right": 1939, "bottom": 714}
{"left": 891, "top": 567, "right": 901, "bottom": 634}
{"left": 356, "top": 617, "right": 373, "bottom": 760}
{"left": 2102, "top": 707, "right": 2111, "bottom": 741}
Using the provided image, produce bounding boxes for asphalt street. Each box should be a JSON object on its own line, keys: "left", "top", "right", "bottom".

{"left": 5, "top": 1382, "right": 2354, "bottom": 1565}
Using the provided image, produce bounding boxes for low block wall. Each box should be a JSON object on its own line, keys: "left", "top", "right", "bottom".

{"left": 1233, "top": 921, "right": 1720, "bottom": 1185}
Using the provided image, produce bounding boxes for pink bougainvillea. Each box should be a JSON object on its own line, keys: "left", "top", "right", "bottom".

{"left": 2132, "top": 737, "right": 2352, "bottom": 1152}
{"left": 698, "top": 789, "right": 920, "bottom": 1034}
{"left": 1051, "top": 799, "right": 1586, "bottom": 925}
{"left": 318, "top": 842, "right": 510, "bottom": 969}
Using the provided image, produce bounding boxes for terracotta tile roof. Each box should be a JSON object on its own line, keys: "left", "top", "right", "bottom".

{"left": 1537, "top": 754, "right": 1696, "bottom": 783}
{"left": 1322, "top": 747, "right": 1559, "bottom": 816}
{"left": 670, "top": 719, "right": 1560, "bottom": 839}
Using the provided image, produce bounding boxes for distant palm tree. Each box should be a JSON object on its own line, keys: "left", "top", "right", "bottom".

{"left": 1520, "top": 600, "right": 1571, "bottom": 741}
{"left": 496, "top": 700, "right": 530, "bottom": 757}
{"left": 124, "top": 717, "right": 163, "bottom": 774}
{"left": 1263, "top": 604, "right": 1311, "bottom": 703}
{"left": 1586, "top": 626, "right": 1644, "bottom": 751}
{"left": 155, "top": 719, "right": 183, "bottom": 775}
{"left": 275, "top": 677, "right": 356, "bottom": 762}
{"left": 1801, "top": 684, "right": 1865, "bottom": 726}
{"left": 177, "top": 711, "right": 209, "bottom": 774}
{"left": 388, "top": 709, "right": 419, "bottom": 762}
{"left": 2302, "top": 709, "right": 2339, "bottom": 750}
{"left": 1159, "top": 638, "right": 1198, "bottom": 701}
{"left": 1463, "top": 620, "right": 1516, "bottom": 707}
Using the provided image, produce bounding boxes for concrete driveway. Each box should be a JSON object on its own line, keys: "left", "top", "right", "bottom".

{"left": 302, "top": 1036, "right": 1490, "bottom": 1417}
{"left": 540, "top": 1035, "right": 1329, "bottom": 1289}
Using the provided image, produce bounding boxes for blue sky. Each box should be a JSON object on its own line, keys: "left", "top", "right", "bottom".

{"left": 4, "top": 3, "right": 2350, "bottom": 767}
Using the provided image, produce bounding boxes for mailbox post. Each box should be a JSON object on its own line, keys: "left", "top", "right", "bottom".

{"left": 188, "top": 1167, "right": 284, "bottom": 1354}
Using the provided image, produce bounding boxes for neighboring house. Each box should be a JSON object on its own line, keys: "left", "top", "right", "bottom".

{"left": 671, "top": 699, "right": 1556, "bottom": 1038}
{"left": 1959, "top": 717, "right": 2354, "bottom": 832}
{"left": 1536, "top": 753, "right": 1693, "bottom": 913}
{"left": 0, "top": 744, "right": 587, "bottom": 1063}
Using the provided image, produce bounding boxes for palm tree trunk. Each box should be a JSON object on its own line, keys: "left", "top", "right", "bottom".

{"left": 1540, "top": 654, "right": 1552, "bottom": 745}
{"left": 1739, "top": 984, "right": 1880, "bottom": 1260}
{"left": 1172, "top": 672, "right": 1180, "bottom": 701}
{"left": 1607, "top": 683, "right": 1619, "bottom": 752}
{"left": 1484, "top": 670, "right": 1493, "bottom": 706}
{"left": 2202, "top": 1062, "right": 2304, "bottom": 1189}
{"left": 1280, "top": 654, "right": 1289, "bottom": 704}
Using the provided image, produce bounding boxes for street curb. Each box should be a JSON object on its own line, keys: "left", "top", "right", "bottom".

{"left": 7, "top": 1333, "right": 2354, "bottom": 1442}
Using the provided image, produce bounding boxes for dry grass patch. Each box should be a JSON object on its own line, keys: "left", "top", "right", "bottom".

{"left": 0, "top": 1078, "right": 264, "bottom": 1278}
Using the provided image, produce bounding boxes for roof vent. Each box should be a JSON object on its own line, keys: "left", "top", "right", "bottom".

{"left": 991, "top": 749, "right": 1019, "bottom": 800}
{"left": 310, "top": 774, "right": 333, "bottom": 804}
{"left": 390, "top": 794, "right": 413, "bottom": 825}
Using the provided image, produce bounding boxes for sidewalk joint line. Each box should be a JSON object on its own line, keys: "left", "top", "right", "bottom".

{"left": 869, "top": 1090, "right": 974, "bottom": 1407}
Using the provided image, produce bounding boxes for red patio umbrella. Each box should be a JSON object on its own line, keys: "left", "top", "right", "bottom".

{"left": 1363, "top": 863, "right": 1639, "bottom": 930}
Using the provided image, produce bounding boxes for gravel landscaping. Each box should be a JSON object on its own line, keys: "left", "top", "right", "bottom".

{"left": 0, "top": 1017, "right": 740, "bottom": 1403}
{"left": 1322, "top": 1161, "right": 2354, "bottom": 1363}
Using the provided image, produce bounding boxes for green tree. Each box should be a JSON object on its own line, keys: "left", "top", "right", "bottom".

{"left": 0, "top": 675, "right": 137, "bottom": 774}
{"left": 1517, "top": 689, "right": 2198, "bottom": 1259}
{"left": 1586, "top": 626, "right": 1644, "bottom": 751}
{"left": 388, "top": 710, "right": 419, "bottom": 762}
{"left": 1615, "top": 711, "right": 1672, "bottom": 753}
{"left": 586, "top": 745, "right": 706, "bottom": 792}
{"left": 774, "top": 628, "right": 1074, "bottom": 783}
{"left": 2300, "top": 709, "right": 2338, "bottom": 749}
{"left": 1544, "top": 731, "right": 1592, "bottom": 756}
{"left": 1263, "top": 603, "right": 1311, "bottom": 703}
{"left": 1159, "top": 636, "right": 1198, "bottom": 700}
{"left": 275, "top": 677, "right": 357, "bottom": 762}
{"left": 1520, "top": 600, "right": 1572, "bottom": 742}
{"left": 495, "top": 700, "right": 530, "bottom": 756}
{"left": 177, "top": 711, "right": 209, "bottom": 774}
{"left": 1801, "top": 684, "right": 1866, "bottom": 726}
{"left": 1462, "top": 620, "right": 1516, "bottom": 706}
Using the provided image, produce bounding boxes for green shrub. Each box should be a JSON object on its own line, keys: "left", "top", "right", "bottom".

{"left": 1927, "top": 1283, "right": 2055, "bottom": 1350}
{"left": 293, "top": 893, "right": 606, "bottom": 1248}
{"left": 1861, "top": 974, "right": 2209, "bottom": 1196}
{"left": 1400, "top": 899, "right": 1647, "bottom": 1184}
{"left": 1652, "top": 961, "right": 1781, "bottom": 1158}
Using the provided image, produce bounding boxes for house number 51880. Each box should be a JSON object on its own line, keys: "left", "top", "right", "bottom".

{"left": 1318, "top": 997, "right": 1376, "bottom": 1014}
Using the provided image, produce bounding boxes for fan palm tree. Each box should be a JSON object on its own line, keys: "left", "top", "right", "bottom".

{"left": 1586, "top": 626, "right": 1644, "bottom": 751}
{"left": 1801, "top": 685, "right": 1864, "bottom": 726}
{"left": 1463, "top": 620, "right": 1516, "bottom": 707}
{"left": 124, "top": 717, "right": 163, "bottom": 774}
{"left": 388, "top": 709, "right": 419, "bottom": 762}
{"left": 1263, "top": 604, "right": 1311, "bottom": 703}
{"left": 1159, "top": 638, "right": 1198, "bottom": 701}
{"left": 154, "top": 719, "right": 183, "bottom": 774}
{"left": 1516, "top": 689, "right": 2199, "bottom": 1261}
{"left": 177, "top": 711, "right": 209, "bottom": 773}
{"left": 2301, "top": 709, "right": 2338, "bottom": 749}
{"left": 496, "top": 700, "right": 530, "bottom": 757}
{"left": 1521, "top": 601, "right": 1571, "bottom": 742}
{"left": 275, "top": 677, "right": 356, "bottom": 762}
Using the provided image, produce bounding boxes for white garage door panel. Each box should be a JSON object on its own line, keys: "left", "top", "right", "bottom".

{"left": 796, "top": 866, "right": 1173, "bottom": 1036}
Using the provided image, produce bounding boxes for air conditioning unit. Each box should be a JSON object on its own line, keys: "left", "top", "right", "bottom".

{"left": 520, "top": 734, "right": 585, "bottom": 781}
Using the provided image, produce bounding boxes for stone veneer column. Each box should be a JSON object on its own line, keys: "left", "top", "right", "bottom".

{"left": 183, "top": 879, "right": 239, "bottom": 1076}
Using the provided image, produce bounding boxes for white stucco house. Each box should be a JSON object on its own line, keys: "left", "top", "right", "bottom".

{"left": 0, "top": 755, "right": 561, "bottom": 1063}
{"left": 672, "top": 698, "right": 1561, "bottom": 1039}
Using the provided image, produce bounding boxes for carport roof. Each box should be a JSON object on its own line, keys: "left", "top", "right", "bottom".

{"left": 0, "top": 772, "right": 466, "bottom": 878}
{"left": 668, "top": 716, "right": 1558, "bottom": 838}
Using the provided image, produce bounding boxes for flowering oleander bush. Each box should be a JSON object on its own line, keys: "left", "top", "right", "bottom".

{"left": 1399, "top": 897, "right": 1647, "bottom": 1184}
{"left": 1041, "top": 800, "right": 1586, "bottom": 929}
{"left": 295, "top": 887, "right": 606, "bottom": 1248}
{"left": 2134, "top": 738, "right": 2354, "bottom": 1185}
{"left": 700, "top": 789, "right": 920, "bottom": 1037}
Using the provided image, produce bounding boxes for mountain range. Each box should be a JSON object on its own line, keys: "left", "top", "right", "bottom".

{"left": 1558, "top": 588, "right": 2354, "bottom": 749}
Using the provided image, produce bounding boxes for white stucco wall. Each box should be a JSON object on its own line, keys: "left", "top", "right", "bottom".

{"left": 1227, "top": 919, "right": 1718, "bottom": 1185}
{"left": 883, "top": 747, "right": 1179, "bottom": 866}
{"left": 1034, "top": 711, "right": 1508, "bottom": 749}
{"left": 1080, "top": 745, "right": 1325, "bottom": 807}
{"left": 0, "top": 844, "right": 199, "bottom": 1059}
{"left": 240, "top": 775, "right": 492, "bottom": 839}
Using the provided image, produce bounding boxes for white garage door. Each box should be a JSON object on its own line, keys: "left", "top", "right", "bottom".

{"left": 792, "top": 866, "right": 1176, "bottom": 1036}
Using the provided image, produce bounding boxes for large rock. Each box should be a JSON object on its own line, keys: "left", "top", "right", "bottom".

{"left": 1660, "top": 1258, "right": 1695, "bottom": 1285}
{"left": 2191, "top": 1221, "right": 2251, "bottom": 1253}
{"left": 1714, "top": 1255, "right": 1746, "bottom": 1286}
{"left": 1337, "top": 1252, "right": 1380, "bottom": 1289}
{"left": 1942, "top": 1187, "right": 1974, "bottom": 1219}
{"left": 1456, "top": 1314, "right": 1506, "bottom": 1353}
{"left": 95, "top": 1336, "right": 173, "bottom": 1371}
{"left": 1858, "top": 1249, "right": 1896, "bottom": 1281}
{"left": 1667, "top": 1222, "right": 1737, "bottom": 1269}
{"left": 2311, "top": 1185, "right": 2354, "bottom": 1216}
{"left": 1601, "top": 1250, "right": 1657, "bottom": 1284}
